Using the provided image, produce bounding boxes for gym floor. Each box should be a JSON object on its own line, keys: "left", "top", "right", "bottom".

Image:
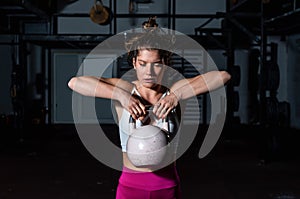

{"left": 0, "top": 124, "right": 300, "bottom": 199}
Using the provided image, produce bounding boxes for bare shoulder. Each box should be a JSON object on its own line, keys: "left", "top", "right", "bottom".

{"left": 116, "top": 78, "right": 134, "bottom": 91}
{"left": 102, "top": 77, "right": 134, "bottom": 92}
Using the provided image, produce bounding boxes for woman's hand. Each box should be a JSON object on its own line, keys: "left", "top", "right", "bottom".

{"left": 153, "top": 92, "right": 179, "bottom": 119}
{"left": 118, "top": 91, "right": 147, "bottom": 120}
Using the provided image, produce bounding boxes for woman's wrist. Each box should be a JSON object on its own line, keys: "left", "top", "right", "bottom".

{"left": 112, "top": 87, "right": 126, "bottom": 102}
{"left": 170, "top": 90, "right": 181, "bottom": 102}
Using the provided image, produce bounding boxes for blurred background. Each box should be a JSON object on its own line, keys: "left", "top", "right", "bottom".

{"left": 0, "top": 0, "right": 300, "bottom": 198}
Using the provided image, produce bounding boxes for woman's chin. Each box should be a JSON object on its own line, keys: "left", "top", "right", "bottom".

{"left": 142, "top": 82, "right": 157, "bottom": 88}
{"left": 143, "top": 81, "right": 156, "bottom": 87}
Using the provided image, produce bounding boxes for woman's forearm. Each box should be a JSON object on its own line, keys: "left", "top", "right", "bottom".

{"left": 68, "top": 76, "right": 131, "bottom": 101}
{"left": 170, "top": 71, "right": 231, "bottom": 101}
{"left": 68, "top": 76, "right": 146, "bottom": 118}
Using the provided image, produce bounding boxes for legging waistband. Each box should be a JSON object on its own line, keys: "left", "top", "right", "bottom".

{"left": 119, "top": 165, "right": 179, "bottom": 191}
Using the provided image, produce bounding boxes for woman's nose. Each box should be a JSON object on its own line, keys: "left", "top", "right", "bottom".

{"left": 145, "top": 64, "right": 154, "bottom": 74}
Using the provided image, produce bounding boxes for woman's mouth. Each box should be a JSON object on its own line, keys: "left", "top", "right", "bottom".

{"left": 144, "top": 78, "right": 156, "bottom": 83}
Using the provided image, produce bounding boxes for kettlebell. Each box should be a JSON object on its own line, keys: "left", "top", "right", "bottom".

{"left": 126, "top": 115, "right": 170, "bottom": 167}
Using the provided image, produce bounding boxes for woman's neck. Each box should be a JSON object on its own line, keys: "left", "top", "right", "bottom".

{"left": 134, "top": 84, "right": 167, "bottom": 105}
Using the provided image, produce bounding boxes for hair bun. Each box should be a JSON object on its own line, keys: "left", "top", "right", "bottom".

{"left": 142, "top": 16, "right": 158, "bottom": 30}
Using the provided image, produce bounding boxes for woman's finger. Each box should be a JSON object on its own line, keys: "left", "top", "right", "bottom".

{"left": 158, "top": 105, "right": 169, "bottom": 118}
{"left": 152, "top": 102, "right": 160, "bottom": 113}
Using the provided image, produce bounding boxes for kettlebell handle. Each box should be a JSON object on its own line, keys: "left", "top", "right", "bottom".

{"left": 129, "top": 114, "right": 172, "bottom": 144}
{"left": 129, "top": 106, "right": 170, "bottom": 135}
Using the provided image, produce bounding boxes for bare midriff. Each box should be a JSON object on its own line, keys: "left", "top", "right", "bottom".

{"left": 123, "top": 152, "right": 153, "bottom": 172}
{"left": 122, "top": 153, "right": 175, "bottom": 172}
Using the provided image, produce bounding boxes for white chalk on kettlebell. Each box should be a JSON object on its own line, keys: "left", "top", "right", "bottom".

{"left": 127, "top": 118, "right": 169, "bottom": 167}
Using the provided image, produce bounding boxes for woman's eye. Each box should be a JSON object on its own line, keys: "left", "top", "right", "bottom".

{"left": 139, "top": 62, "right": 146, "bottom": 66}
{"left": 138, "top": 62, "right": 162, "bottom": 67}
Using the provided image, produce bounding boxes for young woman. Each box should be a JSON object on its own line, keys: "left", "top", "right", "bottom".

{"left": 68, "top": 17, "right": 231, "bottom": 199}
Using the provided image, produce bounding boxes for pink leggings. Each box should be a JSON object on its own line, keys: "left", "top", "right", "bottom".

{"left": 116, "top": 166, "right": 181, "bottom": 199}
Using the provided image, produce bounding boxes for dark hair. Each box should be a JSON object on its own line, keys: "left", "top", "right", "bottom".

{"left": 125, "top": 16, "right": 175, "bottom": 66}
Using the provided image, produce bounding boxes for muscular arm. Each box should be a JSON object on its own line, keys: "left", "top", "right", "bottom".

{"left": 68, "top": 76, "right": 146, "bottom": 119}
{"left": 68, "top": 76, "right": 132, "bottom": 100}
{"left": 170, "top": 70, "right": 231, "bottom": 101}
{"left": 153, "top": 70, "right": 231, "bottom": 118}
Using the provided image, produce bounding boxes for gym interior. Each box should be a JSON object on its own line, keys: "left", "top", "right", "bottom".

{"left": 0, "top": 0, "right": 300, "bottom": 198}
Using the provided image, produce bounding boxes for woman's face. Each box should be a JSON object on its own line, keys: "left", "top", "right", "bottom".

{"left": 133, "top": 49, "right": 165, "bottom": 89}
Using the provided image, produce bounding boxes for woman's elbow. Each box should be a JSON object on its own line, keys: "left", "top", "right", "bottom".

{"left": 68, "top": 77, "right": 77, "bottom": 90}
{"left": 221, "top": 71, "right": 231, "bottom": 84}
